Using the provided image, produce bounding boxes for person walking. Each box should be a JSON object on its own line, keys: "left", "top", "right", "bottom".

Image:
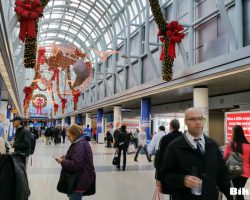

{"left": 148, "top": 126, "right": 166, "bottom": 160}
{"left": 224, "top": 125, "right": 250, "bottom": 200}
{"left": 155, "top": 119, "right": 182, "bottom": 198}
{"left": 159, "top": 108, "right": 233, "bottom": 200}
{"left": 134, "top": 127, "right": 151, "bottom": 162}
{"left": 83, "top": 125, "right": 92, "bottom": 141}
{"left": 55, "top": 124, "right": 95, "bottom": 200}
{"left": 117, "top": 125, "right": 130, "bottom": 171}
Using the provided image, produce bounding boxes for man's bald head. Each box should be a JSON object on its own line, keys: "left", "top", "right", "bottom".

{"left": 184, "top": 107, "right": 204, "bottom": 137}
{"left": 184, "top": 107, "right": 203, "bottom": 119}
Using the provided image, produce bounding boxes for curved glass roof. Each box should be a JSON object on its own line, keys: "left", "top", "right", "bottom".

{"left": 38, "top": 0, "right": 147, "bottom": 62}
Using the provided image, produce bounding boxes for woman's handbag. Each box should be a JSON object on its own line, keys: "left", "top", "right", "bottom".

{"left": 57, "top": 168, "right": 78, "bottom": 194}
{"left": 82, "top": 172, "right": 96, "bottom": 196}
{"left": 112, "top": 149, "right": 119, "bottom": 166}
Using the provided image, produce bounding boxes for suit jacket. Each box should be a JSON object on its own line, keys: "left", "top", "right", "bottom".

{"left": 160, "top": 134, "right": 233, "bottom": 200}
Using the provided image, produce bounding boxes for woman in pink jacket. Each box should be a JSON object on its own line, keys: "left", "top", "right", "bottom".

{"left": 224, "top": 125, "right": 250, "bottom": 200}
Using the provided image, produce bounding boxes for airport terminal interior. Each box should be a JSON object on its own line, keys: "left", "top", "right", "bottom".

{"left": 0, "top": 0, "right": 250, "bottom": 199}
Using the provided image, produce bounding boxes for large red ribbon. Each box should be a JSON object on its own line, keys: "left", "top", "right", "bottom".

{"left": 23, "top": 86, "right": 33, "bottom": 107}
{"left": 72, "top": 90, "right": 80, "bottom": 103}
{"left": 54, "top": 103, "right": 59, "bottom": 114}
{"left": 158, "top": 21, "right": 185, "bottom": 60}
{"left": 61, "top": 98, "right": 67, "bottom": 109}
{"left": 51, "top": 68, "right": 60, "bottom": 81}
{"left": 15, "top": 0, "right": 43, "bottom": 42}
{"left": 38, "top": 47, "right": 46, "bottom": 64}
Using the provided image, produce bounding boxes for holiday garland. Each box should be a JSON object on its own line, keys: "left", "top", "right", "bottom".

{"left": 148, "top": 0, "right": 184, "bottom": 82}
{"left": 15, "top": 0, "right": 49, "bottom": 68}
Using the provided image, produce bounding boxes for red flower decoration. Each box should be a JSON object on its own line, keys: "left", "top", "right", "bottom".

{"left": 158, "top": 21, "right": 185, "bottom": 59}
{"left": 15, "top": 0, "right": 43, "bottom": 42}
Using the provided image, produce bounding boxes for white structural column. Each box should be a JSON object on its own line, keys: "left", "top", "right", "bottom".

{"left": 85, "top": 112, "right": 92, "bottom": 127}
{"left": 113, "top": 106, "right": 122, "bottom": 128}
{"left": 71, "top": 115, "right": 76, "bottom": 125}
{"left": 193, "top": 87, "right": 209, "bottom": 136}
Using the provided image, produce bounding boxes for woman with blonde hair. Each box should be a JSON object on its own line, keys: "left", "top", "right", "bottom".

{"left": 55, "top": 124, "right": 95, "bottom": 200}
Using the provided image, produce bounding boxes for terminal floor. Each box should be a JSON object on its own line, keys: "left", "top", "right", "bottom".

{"left": 27, "top": 139, "right": 249, "bottom": 200}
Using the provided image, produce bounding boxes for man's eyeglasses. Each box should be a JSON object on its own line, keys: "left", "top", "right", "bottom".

{"left": 185, "top": 117, "right": 205, "bottom": 122}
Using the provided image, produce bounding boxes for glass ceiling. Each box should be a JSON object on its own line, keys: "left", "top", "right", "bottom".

{"left": 37, "top": 0, "right": 147, "bottom": 62}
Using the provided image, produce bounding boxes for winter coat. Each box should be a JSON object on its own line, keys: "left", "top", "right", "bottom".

{"left": 13, "top": 126, "right": 31, "bottom": 156}
{"left": 0, "top": 153, "right": 30, "bottom": 200}
{"left": 160, "top": 134, "right": 233, "bottom": 200}
{"left": 61, "top": 137, "right": 95, "bottom": 192}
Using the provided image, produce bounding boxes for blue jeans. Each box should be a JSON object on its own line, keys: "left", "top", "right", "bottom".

{"left": 68, "top": 192, "right": 82, "bottom": 200}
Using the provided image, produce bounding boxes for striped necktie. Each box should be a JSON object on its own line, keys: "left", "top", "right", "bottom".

{"left": 194, "top": 138, "right": 204, "bottom": 154}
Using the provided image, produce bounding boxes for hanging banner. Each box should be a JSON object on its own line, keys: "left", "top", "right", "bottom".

{"left": 225, "top": 111, "right": 250, "bottom": 142}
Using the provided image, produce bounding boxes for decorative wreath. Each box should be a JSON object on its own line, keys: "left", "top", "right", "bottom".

{"left": 31, "top": 94, "right": 47, "bottom": 108}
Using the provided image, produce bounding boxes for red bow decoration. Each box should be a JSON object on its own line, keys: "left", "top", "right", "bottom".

{"left": 72, "top": 90, "right": 80, "bottom": 103}
{"left": 23, "top": 86, "right": 33, "bottom": 101}
{"left": 158, "top": 21, "right": 185, "bottom": 60}
{"left": 37, "top": 47, "right": 46, "bottom": 64}
{"left": 61, "top": 98, "right": 67, "bottom": 114}
{"left": 15, "top": 0, "right": 43, "bottom": 42}
{"left": 54, "top": 103, "right": 59, "bottom": 114}
{"left": 23, "top": 86, "right": 33, "bottom": 107}
{"left": 51, "top": 68, "right": 60, "bottom": 81}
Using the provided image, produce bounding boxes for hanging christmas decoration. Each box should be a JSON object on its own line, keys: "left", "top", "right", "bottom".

{"left": 148, "top": 0, "right": 185, "bottom": 82}
{"left": 72, "top": 90, "right": 80, "bottom": 111}
{"left": 14, "top": 0, "right": 43, "bottom": 42}
{"left": 61, "top": 98, "right": 67, "bottom": 114}
{"left": 31, "top": 94, "right": 47, "bottom": 114}
{"left": 54, "top": 103, "right": 59, "bottom": 115}
{"left": 17, "top": 0, "right": 49, "bottom": 69}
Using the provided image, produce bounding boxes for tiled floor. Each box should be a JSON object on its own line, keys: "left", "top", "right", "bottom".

{"left": 27, "top": 139, "right": 249, "bottom": 200}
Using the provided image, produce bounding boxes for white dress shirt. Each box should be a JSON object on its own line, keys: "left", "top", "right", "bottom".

{"left": 185, "top": 131, "right": 205, "bottom": 152}
{"left": 148, "top": 131, "right": 166, "bottom": 153}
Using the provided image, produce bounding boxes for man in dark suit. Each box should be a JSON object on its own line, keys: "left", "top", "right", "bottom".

{"left": 155, "top": 119, "right": 182, "bottom": 198}
{"left": 160, "top": 108, "right": 233, "bottom": 200}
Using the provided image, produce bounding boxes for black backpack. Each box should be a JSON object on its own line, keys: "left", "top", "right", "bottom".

{"left": 30, "top": 132, "right": 36, "bottom": 155}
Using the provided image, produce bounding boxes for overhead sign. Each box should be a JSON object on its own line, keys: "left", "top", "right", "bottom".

{"left": 11, "top": 109, "right": 17, "bottom": 113}
{"left": 225, "top": 111, "right": 250, "bottom": 142}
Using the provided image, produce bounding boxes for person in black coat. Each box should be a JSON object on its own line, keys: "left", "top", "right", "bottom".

{"left": 11, "top": 116, "right": 31, "bottom": 168}
{"left": 0, "top": 153, "right": 30, "bottom": 200}
{"left": 155, "top": 119, "right": 182, "bottom": 197}
{"left": 117, "top": 125, "right": 130, "bottom": 171}
{"left": 159, "top": 108, "right": 233, "bottom": 200}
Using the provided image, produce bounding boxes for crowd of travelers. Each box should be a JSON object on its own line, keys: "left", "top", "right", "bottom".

{"left": 0, "top": 107, "right": 249, "bottom": 200}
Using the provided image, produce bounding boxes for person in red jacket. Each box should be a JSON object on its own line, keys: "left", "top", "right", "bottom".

{"left": 224, "top": 125, "right": 250, "bottom": 200}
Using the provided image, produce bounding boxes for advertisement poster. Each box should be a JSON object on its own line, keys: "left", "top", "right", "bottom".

{"left": 225, "top": 111, "right": 250, "bottom": 142}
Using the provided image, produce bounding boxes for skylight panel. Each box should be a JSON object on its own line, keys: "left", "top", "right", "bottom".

{"left": 53, "top": 0, "right": 66, "bottom": 6}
